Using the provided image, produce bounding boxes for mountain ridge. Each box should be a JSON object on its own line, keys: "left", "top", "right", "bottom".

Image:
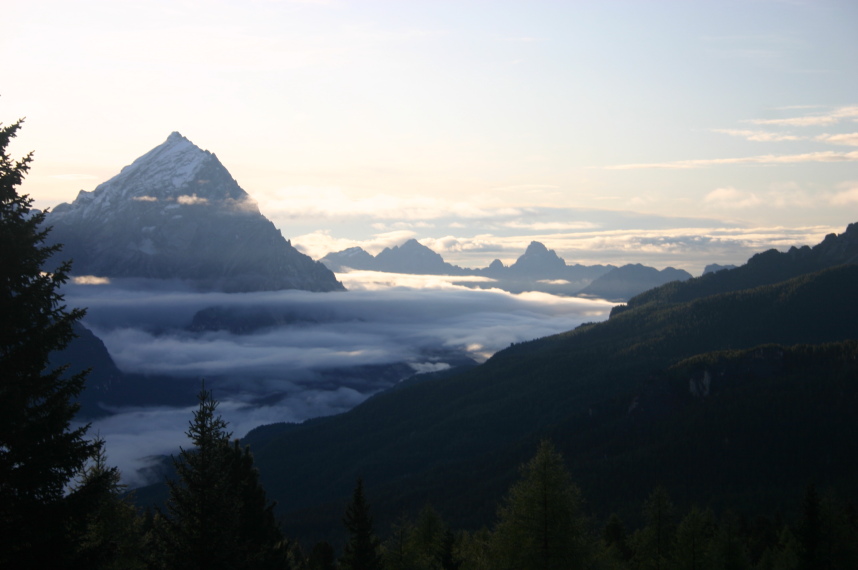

{"left": 323, "top": 239, "right": 695, "bottom": 300}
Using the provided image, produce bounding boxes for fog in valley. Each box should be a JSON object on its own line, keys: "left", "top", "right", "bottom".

{"left": 67, "top": 272, "right": 613, "bottom": 486}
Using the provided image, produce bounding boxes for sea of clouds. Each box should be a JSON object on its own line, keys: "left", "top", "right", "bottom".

{"left": 66, "top": 272, "right": 613, "bottom": 486}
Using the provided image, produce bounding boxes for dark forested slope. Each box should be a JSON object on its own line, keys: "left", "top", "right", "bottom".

{"left": 245, "top": 262, "right": 858, "bottom": 540}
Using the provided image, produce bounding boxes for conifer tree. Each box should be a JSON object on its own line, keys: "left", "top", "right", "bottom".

{"left": 630, "top": 486, "right": 676, "bottom": 570}
{"left": 308, "top": 541, "right": 337, "bottom": 570}
{"left": 0, "top": 117, "right": 99, "bottom": 568}
{"left": 409, "top": 504, "right": 447, "bottom": 569}
{"left": 672, "top": 506, "right": 715, "bottom": 570}
{"left": 67, "top": 440, "right": 146, "bottom": 569}
{"left": 797, "top": 484, "right": 821, "bottom": 570}
{"left": 383, "top": 515, "right": 417, "bottom": 570}
{"left": 707, "top": 511, "right": 751, "bottom": 570}
{"left": 439, "top": 528, "right": 462, "bottom": 570}
{"left": 602, "top": 513, "right": 632, "bottom": 564}
{"left": 341, "top": 477, "right": 384, "bottom": 570}
{"left": 490, "top": 440, "right": 589, "bottom": 570}
{"left": 159, "top": 386, "right": 287, "bottom": 569}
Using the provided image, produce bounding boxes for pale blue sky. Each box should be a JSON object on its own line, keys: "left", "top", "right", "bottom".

{"left": 5, "top": 0, "right": 857, "bottom": 272}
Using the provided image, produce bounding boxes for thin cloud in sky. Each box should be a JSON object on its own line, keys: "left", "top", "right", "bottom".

{"left": 607, "top": 150, "right": 858, "bottom": 170}
{"left": 608, "top": 104, "right": 858, "bottom": 172}
{"left": 501, "top": 221, "right": 600, "bottom": 231}
{"left": 704, "top": 187, "right": 762, "bottom": 210}
{"left": 748, "top": 105, "right": 858, "bottom": 127}
{"left": 751, "top": 115, "right": 839, "bottom": 127}
{"left": 817, "top": 133, "right": 858, "bottom": 147}
{"left": 712, "top": 129, "right": 803, "bottom": 142}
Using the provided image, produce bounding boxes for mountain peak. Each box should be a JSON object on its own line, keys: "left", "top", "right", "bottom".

{"left": 524, "top": 241, "right": 550, "bottom": 255}
{"left": 51, "top": 133, "right": 248, "bottom": 220}
{"left": 166, "top": 130, "right": 188, "bottom": 143}
{"left": 510, "top": 241, "right": 566, "bottom": 275}
{"left": 44, "top": 134, "right": 344, "bottom": 292}
{"left": 112, "top": 132, "right": 217, "bottom": 196}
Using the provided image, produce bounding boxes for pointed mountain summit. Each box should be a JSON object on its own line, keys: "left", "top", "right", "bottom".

{"left": 508, "top": 241, "right": 568, "bottom": 277}
{"left": 46, "top": 133, "right": 344, "bottom": 292}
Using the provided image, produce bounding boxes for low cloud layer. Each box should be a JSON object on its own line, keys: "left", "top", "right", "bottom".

{"left": 67, "top": 277, "right": 611, "bottom": 486}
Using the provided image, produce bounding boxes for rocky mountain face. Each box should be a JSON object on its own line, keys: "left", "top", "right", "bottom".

{"left": 45, "top": 132, "right": 343, "bottom": 293}
{"left": 51, "top": 323, "right": 123, "bottom": 418}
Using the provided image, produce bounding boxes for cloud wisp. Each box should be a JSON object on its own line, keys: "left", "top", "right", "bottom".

{"left": 748, "top": 105, "right": 858, "bottom": 127}
{"left": 606, "top": 150, "right": 858, "bottom": 170}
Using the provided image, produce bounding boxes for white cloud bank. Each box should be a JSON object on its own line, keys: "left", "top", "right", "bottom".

{"left": 68, "top": 277, "right": 612, "bottom": 486}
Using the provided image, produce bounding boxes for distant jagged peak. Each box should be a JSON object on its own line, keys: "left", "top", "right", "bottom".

{"left": 400, "top": 238, "right": 425, "bottom": 249}
{"left": 512, "top": 240, "right": 566, "bottom": 271}
{"left": 383, "top": 238, "right": 426, "bottom": 251}
{"left": 339, "top": 246, "right": 371, "bottom": 257}
{"left": 378, "top": 239, "right": 439, "bottom": 258}
{"left": 523, "top": 241, "right": 550, "bottom": 255}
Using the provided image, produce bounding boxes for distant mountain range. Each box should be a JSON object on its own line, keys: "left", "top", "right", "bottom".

{"left": 323, "top": 239, "right": 692, "bottom": 301}
{"left": 218, "top": 222, "right": 858, "bottom": 542}
{"left": 45, "top": 132, "right": 343, "bottom": 293}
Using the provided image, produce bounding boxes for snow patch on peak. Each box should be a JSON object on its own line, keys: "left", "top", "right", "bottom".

{"left": 112, "top": 131, "right": 211, "bottom": 195}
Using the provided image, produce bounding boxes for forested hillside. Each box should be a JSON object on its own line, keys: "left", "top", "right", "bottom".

{"left": 243, "top": 259, "right": 858, "bottom": 542}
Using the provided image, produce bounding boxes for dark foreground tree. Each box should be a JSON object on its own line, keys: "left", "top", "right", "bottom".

{"left": 157, "top": 386, "right": 287, "bottom": 569}
{"left": 341, "top": 477, "right": 384, "bottom": 570}
{"left": 490, "top": 440, "right": 589, "bottom": 570}
{"left": 67, "top": 440, "right": 146, "bottom": 569}
{"left": 308, "top": 541, "right": 337, "bottom": 570}
{"left": 0, "top": 118, "right": 99, "bottom": 568}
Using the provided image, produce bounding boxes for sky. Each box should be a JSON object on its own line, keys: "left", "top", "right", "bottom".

{"left": 5, "top": 0, "right": 858, "bottom": 273}
{"left": 65, "top": 275, "right": 612, "bottom": 486}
